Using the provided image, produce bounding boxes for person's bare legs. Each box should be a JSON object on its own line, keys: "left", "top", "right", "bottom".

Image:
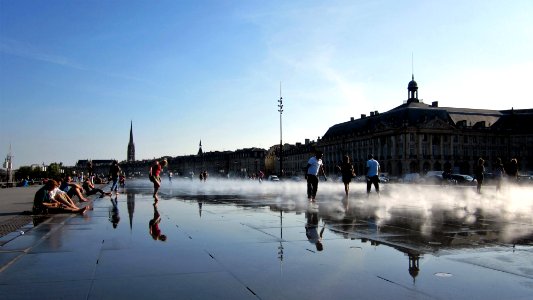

{"left": 48, "top": 201, "right": 86, "bottom": 214}
{"left": 344, "top": 182, "right": 349, "bottom": 195}
{"left": 153, "top": 178, "right": 161, "bottom": 197}
{"left": 55, "top": 194, "right": 80, "bottom": 210}
{"left": 62, "top": 205, "right": 87, "bottom": 214}
{"left": 74, "top": 187, "right": 89, "bottom": 202}
{"left": 64, "top": 194, "right": 79, "bottom": 208}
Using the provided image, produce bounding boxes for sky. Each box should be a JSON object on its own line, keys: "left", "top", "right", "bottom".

{"left": 1, "top": 0, "right": 532, "bottom": 168}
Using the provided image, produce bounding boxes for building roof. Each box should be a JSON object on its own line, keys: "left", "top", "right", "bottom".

{"left": 322, "top": 98, "right": 531, "bottom": 140}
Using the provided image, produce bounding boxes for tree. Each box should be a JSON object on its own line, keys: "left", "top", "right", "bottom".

{"left": 47, "top": 163, "right": 62, "bottom": 179}
{"left": 15, "top": 166, "right": 33, "bottom": 180}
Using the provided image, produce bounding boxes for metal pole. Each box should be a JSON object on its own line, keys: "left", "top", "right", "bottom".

{"left": 278, "top": 82, "right": 283, "bottom": 177}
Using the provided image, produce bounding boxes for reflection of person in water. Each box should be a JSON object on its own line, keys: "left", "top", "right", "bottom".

{"left": 109, "top": 196, "right": 120, "bottom": 228}
{"left": 305, "top": 211, "right": 324, "bottom": 251}
{"left": 149, "top": 202, "right": 167, "bottom": 241}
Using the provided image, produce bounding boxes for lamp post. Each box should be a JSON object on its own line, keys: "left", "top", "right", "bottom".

{"left": 277, "top": 82, "right": 283, "bottom": 177}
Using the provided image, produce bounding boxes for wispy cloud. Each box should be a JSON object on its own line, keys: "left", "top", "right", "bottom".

{"left": 0, "top": 37, "right": 86, "bottom": 70}
{"left": 0, "top": 37, "right": 152, "bottom": 85}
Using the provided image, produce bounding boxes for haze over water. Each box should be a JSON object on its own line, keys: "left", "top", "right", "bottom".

{"left": 133, "top": 178, "right": 533, "bottom": 246}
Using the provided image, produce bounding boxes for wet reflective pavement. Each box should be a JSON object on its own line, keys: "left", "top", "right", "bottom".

{"left": 1, "top": 179, "right": 533, "bottom": 299}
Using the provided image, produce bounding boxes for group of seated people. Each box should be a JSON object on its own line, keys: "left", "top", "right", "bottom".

{"left": 33, "top": 175, "right": 112, "bottom": 214}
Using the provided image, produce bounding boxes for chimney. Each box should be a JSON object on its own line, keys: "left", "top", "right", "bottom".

{"left": 361, "top": 114, "right": 366, "bottom": 118}
{"left": 432, "top": 101, "right": 438, "bottom": 107}
{"left": 374, "top": 110, "right": 379, "bottom": 115}
{"left": 370, "top": 111, "right": 375, "bottom": 116}
{"left": 305, "top": 139, "right": 310, "bottom": 145}
{"left": 350, "top": 117, "right": 354, "bottom": 121}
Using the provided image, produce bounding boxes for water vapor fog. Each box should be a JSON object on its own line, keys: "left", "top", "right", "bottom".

{"left": 132, "top": 178, "right": 533, "bottom": 244}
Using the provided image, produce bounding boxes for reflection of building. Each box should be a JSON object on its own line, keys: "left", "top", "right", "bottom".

{"left": 319, "top": 76, "right": 533, "bottom": 176}
{"left": 127, "top": 193, "right": 135, "bottom": 230}
{"left": 407, "top": 251, "right": 421, "bottom": 283}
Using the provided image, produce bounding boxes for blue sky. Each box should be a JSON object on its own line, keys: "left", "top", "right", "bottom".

{"left": 1, "top": 0, "right": 532, "bottom": 168}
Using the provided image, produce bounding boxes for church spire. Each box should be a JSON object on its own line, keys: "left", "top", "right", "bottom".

{"left": 197, "top": 140, "right": 203, "bottom": 156}
{"left": 127, "top": 121, "right": 135, "bottom": 162}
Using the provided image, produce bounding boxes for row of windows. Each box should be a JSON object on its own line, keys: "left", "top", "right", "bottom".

{"left": 325, "top": 134, "right": 508, "bottom": 148}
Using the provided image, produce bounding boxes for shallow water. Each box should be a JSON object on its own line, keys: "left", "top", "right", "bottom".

{"left": 1, "top": 178, "right": 532, "bottom": 299}
{"left": 113, "top": 179, "right": 533, "bottom": 297}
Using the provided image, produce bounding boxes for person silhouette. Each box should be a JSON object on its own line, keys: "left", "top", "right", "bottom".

{"left": 474, "top": 157, "right": 485, "bottom": 194}
{"left": 494, "top": 157, "right": 504, "bottom": 192}
{"left": 149, "top": 159, "right": 168, "bottom": 197}
{"left": 305, "top": 150, "right": 327, "bottom": 202}
{"left": 366, "top": 154, "right": 380, "bottom": 196}
{"left": 339, "top": 154, "right": 355, "bottom": 196}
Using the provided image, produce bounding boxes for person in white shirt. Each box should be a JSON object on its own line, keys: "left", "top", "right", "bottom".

{"left": 366, "top": 154, "right": 380, "bottom": 196}
{"left": 305, "top": 150, "right": 327, "bottom": 202}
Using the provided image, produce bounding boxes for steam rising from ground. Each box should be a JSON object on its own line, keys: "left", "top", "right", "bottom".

{"left": 134, "top": 178, "right": 533, "bottom": 243}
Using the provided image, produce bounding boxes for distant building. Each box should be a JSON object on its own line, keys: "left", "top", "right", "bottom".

{"left": 127, "top": 121, "right": 135, "bottom": 162}
{"left": 166, "top": 146, "right": 265, "bottom": 179}
{"left": 266, "top": 139, "right": 317, "bottom": 176}
{"left": 75, "top": 159, "right": 115, "bottom": 177}
{"left": 319, "top": 75, "right": 533, "bottom": 176}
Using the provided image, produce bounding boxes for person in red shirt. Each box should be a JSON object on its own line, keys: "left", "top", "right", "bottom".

{"left": 149, "top": 203, "right": 167, "bottom": 241}
{"left": 149, "top": 158, "right": 168, "bottom": 198}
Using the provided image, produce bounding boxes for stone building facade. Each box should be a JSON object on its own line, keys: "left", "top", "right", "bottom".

{"left": 319, "top": 76, "right": 533, "bottom": 176}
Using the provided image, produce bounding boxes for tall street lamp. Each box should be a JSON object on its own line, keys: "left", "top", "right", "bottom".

{"left": 277, "top": 82, "right": 283, "bottom": 177}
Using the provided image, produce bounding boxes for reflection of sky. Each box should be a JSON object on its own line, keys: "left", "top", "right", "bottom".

{"left": 124, "top": 178, "right": 533, "bottom": 251}
{"left": 27, "top": 177, "right": 528, "bottom": 298}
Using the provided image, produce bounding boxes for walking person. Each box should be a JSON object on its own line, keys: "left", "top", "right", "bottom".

{"left": 474, "top": 157, "right": 485, "bottom": 194}
{"left": 339, "top": 155, "right": 355, "bottom": 196}
{"left": 305, "top": 150, "right": 327, "bottom": 202}
{"left": 507, "top": 158, "right": 519, "bottom": 183}
{"left": 149, "top": 158, "right": 168, "bottom": 198}
{"left": 109, "top": 160, "right": 121, "bottom": 194}
{"left": 494, "top": 157, "right": 504, "bottom": 192}
{"left": 87, "top": 160, "right": 94, "bottom": 183}
{"left": 366, "top": 154, "right": 380, "bottom": 196}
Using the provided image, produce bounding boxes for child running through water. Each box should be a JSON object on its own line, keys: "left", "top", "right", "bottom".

{"left": 339, "top": 155, "right": 355, "bottom": 196}
{"left": 149, "top": 158, "right": 168, "bottom": 198}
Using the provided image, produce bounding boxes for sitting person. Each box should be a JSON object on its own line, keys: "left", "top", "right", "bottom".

{"left": 82, "top": 177, "right": 112, "bottom": 197}
{"left": 59, "top": 175, "right": 89, "bottom": 202}
{"left": 33, "top": 180, "right": 87, "bottom": 214}
{"left": 50, "top": 183, "right": 86, "bottom": 211}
